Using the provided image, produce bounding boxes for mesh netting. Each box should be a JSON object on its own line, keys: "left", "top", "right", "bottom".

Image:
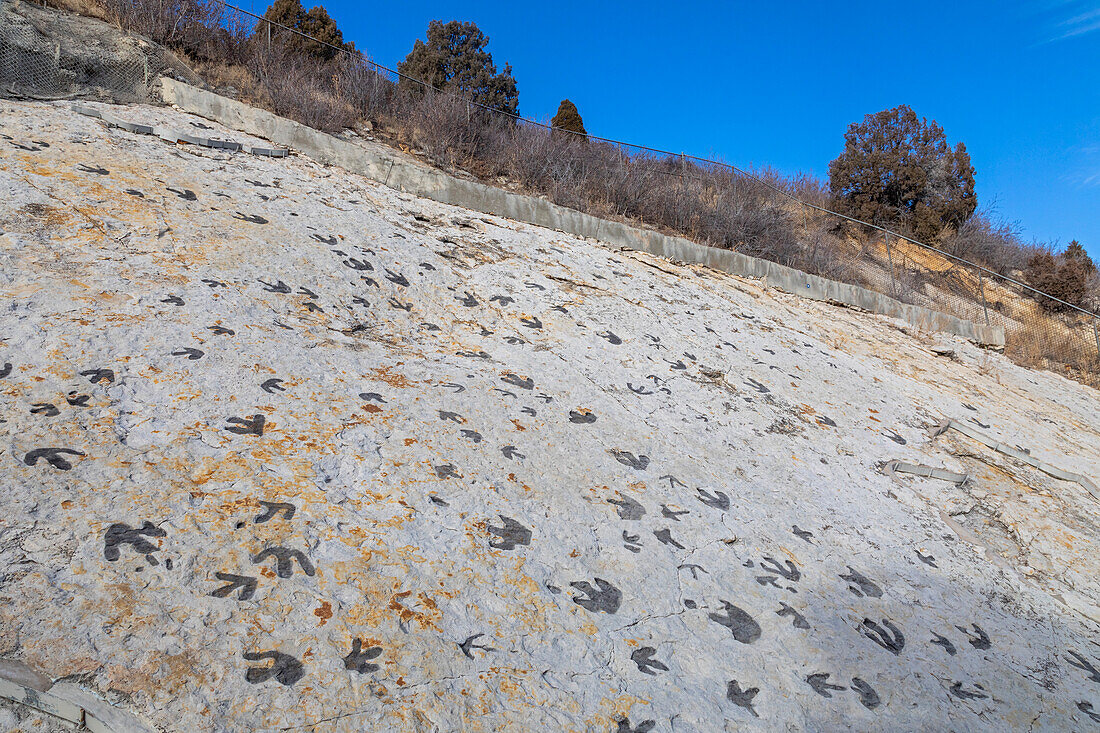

{"left": 0, "top": 0, "right": 196, "bottom": 101}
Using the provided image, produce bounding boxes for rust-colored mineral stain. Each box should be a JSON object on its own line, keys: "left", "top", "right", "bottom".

{"left": 61, "top": 500, "right": 73, "bottom": 509}
{"left": 363, "top": 404, "right": 383, "bottom": 413}
{"left": 314, "top": 601, "right": 333, "bottom": 626}
{"left": 511, "top": 419, "right": 526, "bottom": 431}
{"left": 370, "top": 366, "right": 415, "bottom": 388}
{"left": 404, "top": 438, "right": 416, "bottom": 446}
{"left": 387, "top": 590, "right": 443, "bottom": 631}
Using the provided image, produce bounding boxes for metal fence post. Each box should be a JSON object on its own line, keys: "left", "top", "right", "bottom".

{"left": 266, "top": 21, "right": 270, "bottom": 50}
{"left": 678, "top": 152, "right": 686, "bottom": 228}
{"left": 978, "top": 269, "right": 990, "bottom": 326}
{"left": 884, "top": 229, "right": 899, "bottom": 299}
{"left": 1094, "top": 317, "right": 1100, "bottom": 361}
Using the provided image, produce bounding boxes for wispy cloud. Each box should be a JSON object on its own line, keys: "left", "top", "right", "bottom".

{"left": 1070, "top": 145, "right": 1100, "bottom": 188}
{"left": 1040, "top": 1, "right": 1100, "bottom": 42}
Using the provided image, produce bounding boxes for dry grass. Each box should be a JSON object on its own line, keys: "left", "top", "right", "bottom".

{"left": 41, "top": 0, "right": 110, "bottom": 21}
{"left": 1006, "top": 324, "right": 1100, "bottom": 387}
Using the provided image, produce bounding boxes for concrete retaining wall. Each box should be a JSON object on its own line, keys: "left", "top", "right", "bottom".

{"left": 160, "top": 78, "right": 1005, "bottom": 348}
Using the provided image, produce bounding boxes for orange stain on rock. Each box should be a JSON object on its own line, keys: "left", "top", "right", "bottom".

{"left": 387, "top": 590, "right": 443, "bottom": 632}
{"left": 314, "top": 601, "right": 333, "bottom": 625}
{"left": 370, "top": 366, "right": 415, "bottom": 388}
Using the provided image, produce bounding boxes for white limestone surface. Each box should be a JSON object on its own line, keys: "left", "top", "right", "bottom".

{"left": 1, "top": 100, "right": 1099, "bottom": 732}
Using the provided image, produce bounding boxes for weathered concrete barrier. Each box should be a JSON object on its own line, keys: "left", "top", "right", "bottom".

{"left": 0, "top": 659, "right": 154, "bottom": 732}
{"left": 933, "top": 419, "right": 1099, "bottom": 501}
{"left": 160, "top": 78, "right": 1005, "bottom": 348}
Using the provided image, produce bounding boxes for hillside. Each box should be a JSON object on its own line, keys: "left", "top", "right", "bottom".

{"left": 1, "top": 99, "right": 1099, "bottom": 731}
{"left": 4, "top": 0, "right": 1099, "bottom": 390}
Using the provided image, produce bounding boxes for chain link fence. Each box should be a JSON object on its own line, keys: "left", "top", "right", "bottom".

{"left": 3, "top": 0, "right": 1099, "bottom": 386}
{"left": 0, "top": 0, "right": 198, "bottom": 101}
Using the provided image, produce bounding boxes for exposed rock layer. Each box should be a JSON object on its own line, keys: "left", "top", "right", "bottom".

{"left": 1, "top": 100, "right": 1099, "bottom": 731}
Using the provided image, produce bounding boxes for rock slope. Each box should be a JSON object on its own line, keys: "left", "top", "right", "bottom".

{"left": 1, "top": 99, "right": 1099, "bottom": 732}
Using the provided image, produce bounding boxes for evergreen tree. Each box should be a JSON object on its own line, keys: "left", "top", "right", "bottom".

{"left": 1025, "top": 240, "right": 1097, "bottom": 311}
{"left": 828, "top": 105, "right": 976, "bottom": 241}
{"left": 258, "top": 0, "right": 350, "bottom": 61}
{"left": 398, "top": 20, "right": 519, "bottom": 116}
{"left": 551, "top": 99, "right": 586, "bottom": 138}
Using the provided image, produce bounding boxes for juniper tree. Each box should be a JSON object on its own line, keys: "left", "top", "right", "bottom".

{"left": 258, "top": 0, "right": 350, "bottom": 61}
{"left": 551, "top": 99, "right": 586, "bottom": 138}
{"left": 1026, "top": 240, "right": 1097, "bottom": 311}
{"left": 828, "top": 105, "right": 976, "bottom": 241}
{"left": 398, "top": 20, "right": 519, "bottom": 116}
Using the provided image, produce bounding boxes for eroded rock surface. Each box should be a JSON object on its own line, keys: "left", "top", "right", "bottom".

{"left": 1, "top": 100, "right": 1099, "bottom": 731}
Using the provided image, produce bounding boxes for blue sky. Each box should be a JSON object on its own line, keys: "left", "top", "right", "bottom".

{"left": 267, "top": 0, "right": 1100, "bottom": 256}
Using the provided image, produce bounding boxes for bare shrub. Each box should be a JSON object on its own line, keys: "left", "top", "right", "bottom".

{"left": 939, "top": 210, "right": 1040, "bottom": 276}
{"left": 1006, "top": 322, "right": 1099, "bottom": 386}
{"left": 97, "top": 0, "right": 227, "bottom": 52}
{"left": 335, "top": 58, "right": 395, "bottom": 127}
{"left": 247, "top": 47, "right": 356, "bottom": 133}
{"left": 797, "top": 223, "right": 856, "bottom": 282}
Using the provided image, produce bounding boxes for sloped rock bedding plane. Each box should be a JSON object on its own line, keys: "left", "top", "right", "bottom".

{"left": 0, "top": 100, "right": 1098, "bottom": 732}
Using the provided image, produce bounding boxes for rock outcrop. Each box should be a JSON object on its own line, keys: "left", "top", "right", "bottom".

{"left": 0, "top": 1, "right": 197, "bottom": 102}
{"left": 1, "top": 99, "right": 1099, "bottom": 731}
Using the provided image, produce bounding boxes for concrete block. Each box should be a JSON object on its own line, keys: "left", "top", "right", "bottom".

{"left": 0, "top": 669, "right": 84, "bottom": 726}
{"left": 206, "top": 137, "right": 242, "bottom": 152}
{"left": 888, "top": 460, "right": 969, "bottom": 484}
{"left": 99, "top": 112, "right": 154, "bottom": 135}
{"left": 0, "top": 659, "right": 51, "bottom": 692}
{"left": 71, "top": 104, "right": 102, "bottom": 119}
{"left": 51, "top": 684, "right": 155, "bottom": 733}
{"left": 0, "top": 660, "right": 154, "bottom": 732}
{"left": 243, "top": 144, "right": 287, "bottom": 157}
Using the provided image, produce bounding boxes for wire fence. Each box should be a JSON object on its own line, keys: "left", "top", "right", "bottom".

{"left": 3, "top": 0, "right": 1099, "bottom": 386}
{"left": 0, "top": 0, "right": 202, "bottom": 101}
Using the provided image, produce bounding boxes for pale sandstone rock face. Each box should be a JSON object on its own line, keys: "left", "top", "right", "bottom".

{"left": 1, "top": 100, "right": 1099, "bottom": 732}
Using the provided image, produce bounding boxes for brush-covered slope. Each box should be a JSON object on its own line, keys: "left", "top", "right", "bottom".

{"left": 1, "top": 100, "right": 1099, "bottom": 732}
